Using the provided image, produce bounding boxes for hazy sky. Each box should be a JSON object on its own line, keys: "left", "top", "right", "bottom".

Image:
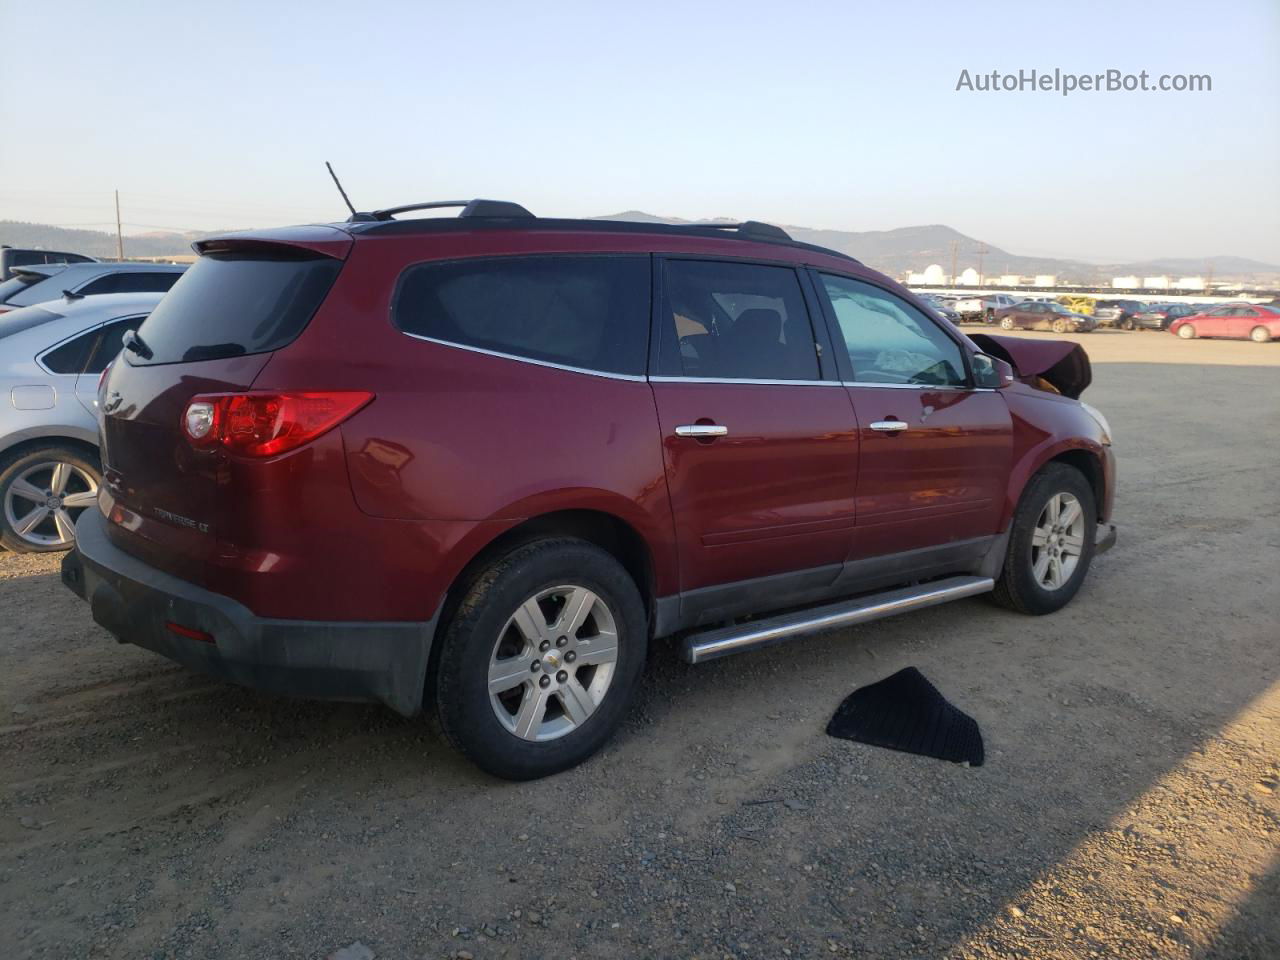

{"left": 1, "top": 0, "right": 1277, "bottom": 263}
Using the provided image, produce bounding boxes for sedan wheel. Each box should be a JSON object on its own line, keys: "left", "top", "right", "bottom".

{"left": 1, "top": 452, "right": 100, "bottom": 552}
{"left": 1051, "top": 319, "right": 1069, "bottom": 334}
{"left": 488, "top": 585, "right": 619, "bottom": 742}
{"left": 1000, "top": 316, "right": 1015, "bottom": 330}
{"left": 1177, "top": 324, "right": 1197, "bottom": 339}
{"left": 1250, "top": 326, "right": 1272, "bottom": 343}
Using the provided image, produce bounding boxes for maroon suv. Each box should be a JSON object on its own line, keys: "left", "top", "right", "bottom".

{"left": 63, "top": 200, "right": 1116, "bottom": 779}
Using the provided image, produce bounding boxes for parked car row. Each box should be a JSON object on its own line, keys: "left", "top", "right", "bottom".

{"left": 1, "top": 251, "right": 187, "bottom": 553}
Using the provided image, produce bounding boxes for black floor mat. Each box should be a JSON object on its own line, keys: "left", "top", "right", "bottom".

{"left": 826, "top": 666, "right": 984, "bottom": 766}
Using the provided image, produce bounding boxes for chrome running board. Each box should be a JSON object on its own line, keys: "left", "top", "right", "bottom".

{"left": 681, "top": 575, "right": 994, "bottom": 664}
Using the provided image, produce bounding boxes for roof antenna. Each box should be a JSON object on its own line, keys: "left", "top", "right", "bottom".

{"left": 325, "top": 161, "right": 359, "bottom": 219}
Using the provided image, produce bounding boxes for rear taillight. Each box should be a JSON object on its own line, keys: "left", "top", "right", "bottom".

{"left": 97, "top": 361, "right": 113, "bottom": 398}
{"left": 182, "top": 391, "right": 373, "bottom": 457}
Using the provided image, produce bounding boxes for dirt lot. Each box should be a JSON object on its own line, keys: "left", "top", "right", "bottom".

{"left": 2, "top": 330, "right": 1277, "bottom": 960}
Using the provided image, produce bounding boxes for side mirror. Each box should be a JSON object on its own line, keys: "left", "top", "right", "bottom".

{"left": 972, "top": 353, "right": 1015, "bottom": 389}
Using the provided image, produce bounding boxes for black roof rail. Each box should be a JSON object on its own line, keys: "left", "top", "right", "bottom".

{"left": 349, "top": 199, "right": 535, "bottom": 223}
{"left": 685, "top": 220, "right": 792, "bottom": 242}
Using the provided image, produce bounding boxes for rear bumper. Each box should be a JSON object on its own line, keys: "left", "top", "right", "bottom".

{"left": 62, "top": 509, "right": 438, "bottom": 716}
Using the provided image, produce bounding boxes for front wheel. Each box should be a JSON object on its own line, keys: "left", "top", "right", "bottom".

{"left": 1051, "top": 318, "right": 1070, "bottom": 334}
{"left": 1250, "top": 326, "right": 1272, "bottom": 343}
{"left": 1177, "top": 324, "right": 1197, "bottom": 339}
{"left": 434, "top": 538, "right": 647, "bottom": 780}
{"left": 991, "top": 463, "right": 1097, "bottom": 616}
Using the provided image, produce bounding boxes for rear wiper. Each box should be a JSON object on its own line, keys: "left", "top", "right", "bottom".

{"left": 122, "top": 329, "right": 154, "bottom": 360}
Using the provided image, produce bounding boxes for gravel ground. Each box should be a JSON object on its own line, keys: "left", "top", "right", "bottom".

{"left": 2, "top": 329, "right": 1277, "bottom": 960}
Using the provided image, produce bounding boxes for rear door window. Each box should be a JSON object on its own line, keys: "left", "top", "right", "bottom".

{"left": 130, "top": 253, "right": 341, "bottom": 364}
{"left": 85, "top": 316, "right": 147, "bottom": 373}
{"left": 658, "top": 260, "right": 819, "bottom": 380}
{"left": 394, "top": 255, "right": 650, "bottom": 376}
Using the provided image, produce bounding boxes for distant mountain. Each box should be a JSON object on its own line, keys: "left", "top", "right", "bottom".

{"left": 0, "top": 221, "right": 205, "bottom": 260}
{"left": 6, "top": 217, "right": 1277, "bottom": 283}
{"left": 597, "top": 213, "right": 1280, "bottom": 284}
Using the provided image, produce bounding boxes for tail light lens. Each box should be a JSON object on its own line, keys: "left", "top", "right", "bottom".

{"left": 182, "top": 391, "right": 373, "bottom": 457}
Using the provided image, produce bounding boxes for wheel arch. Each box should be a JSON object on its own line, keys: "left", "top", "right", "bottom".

{"left": 0, "top": 432, "right": 101, "bottom": 470}
{"left": 1003, "top": 438, "right": 1110, "bottom": 529}
{"left": 422, "top": 507, "right": 661, "bottom": 710}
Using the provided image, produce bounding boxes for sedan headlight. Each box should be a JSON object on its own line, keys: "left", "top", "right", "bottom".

{"left": 1080, "top": 402, "right": 1112, "bottom": 445}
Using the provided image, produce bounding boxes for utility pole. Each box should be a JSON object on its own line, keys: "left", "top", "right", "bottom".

{"left": 114, "top": 191, "right": 125, "bottom": 262}
{"left": 976, "top": 243, "right": 988, "bottom": 286}
{"left": 949, "top": 240, "right": 959, "bottom": 285}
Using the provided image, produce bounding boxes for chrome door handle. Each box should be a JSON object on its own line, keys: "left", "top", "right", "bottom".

{"left": 674, "top": 424, "right": 728, "bottom": 438}
{"left": 869, "top": 420, "right": 908, "bottom": 432}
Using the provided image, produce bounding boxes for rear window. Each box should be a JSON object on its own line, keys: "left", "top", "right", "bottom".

{"left": 393, "top": 255, "right": 650, "bottom": 376}
{"left": 0, "top": 306, "right": 64, "bottom": 339}
{"left": 130, "top": 253, "right": 341, "bottom": 364}
{"left": 0, "top": 274, "right": 41, "bottom": 304}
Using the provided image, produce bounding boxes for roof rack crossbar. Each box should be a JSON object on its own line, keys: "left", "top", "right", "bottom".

{"left": 351, "top": 199, "right": 535, "bottom": 222}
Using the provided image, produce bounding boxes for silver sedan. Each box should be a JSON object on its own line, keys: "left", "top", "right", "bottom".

{"left": 0, "top": 293, "right": 163, "bottom": 552}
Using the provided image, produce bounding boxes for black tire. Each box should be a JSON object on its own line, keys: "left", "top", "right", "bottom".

{"left": 434, "top": 537, "right": 647, "bottom": 780}
{"left": 999, "top": 316, "right": 1015, "bottom": 330}
{"left": 0, "top": 444, "right": 101, "bottom": 553}
{"left": 1250, "top": 325, "right": 1271, "bottom": 343}
{"left": 1122, "top": 318, "right": 1135, "bottom": 331}
{"left": 990, "top": 463, "right": 1097, "bottom": 616}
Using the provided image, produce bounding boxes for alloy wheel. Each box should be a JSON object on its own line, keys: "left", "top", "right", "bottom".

{"left": 1030, "top": 492, "right": 1085, "bottom": 591}
{"left": 3, "top": 461, "right": 99, "bottom": 548}
{"left": 487, "top": 585, "right": 619, "bottom": 742}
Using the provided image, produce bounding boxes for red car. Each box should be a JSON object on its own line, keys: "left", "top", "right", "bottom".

{"left": 1169, "top": 303, "right": 1280, "bottom": 342}
{"left": 62, "top": 200, "right": 1117, "bottom": 779}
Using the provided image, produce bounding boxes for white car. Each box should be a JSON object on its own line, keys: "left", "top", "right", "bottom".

{"left": 954, "top": 293, "right": 1022, "bottom": 323}
{"left": 0, "top": 294, "right": 163, "bottom": 551}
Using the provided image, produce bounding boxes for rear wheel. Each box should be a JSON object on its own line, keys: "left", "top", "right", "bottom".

{"left": 1250, "top": 325, "right": 1272, "bottom": 343}
{"left": 1177, "top": 324, "right": 1197, "bottom": 339}
{"left": 999, "top": 316, "right": 1015, "bottom": 330}
{"left": 0, "top": 446, "right": 101, "bottom": 553}
{"left": 1122, "top": 318, "right": 1136, "bottom": 330}
{"left": 991, "top": 463, "right": 1097, "bottom": 616}
{"left": 434, "top": 538, "right": 647, "bottom": 780}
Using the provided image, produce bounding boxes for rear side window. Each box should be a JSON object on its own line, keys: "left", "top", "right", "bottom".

{"left": 394, "top": 256, "right": 650, "bottom": 376}
{"left": 659, "top": 260, "right": 819, "bottom": 380}
{"left": 42, "top": 328, "right": 100, "bottom": 375}
{"left": 131, "top": 253, "right": 341, "bottom": 364}
{"left": 78, "top": 271, "right": 182, "bottom": 296}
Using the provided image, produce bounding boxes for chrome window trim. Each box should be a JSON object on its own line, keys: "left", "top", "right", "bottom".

{"left": 400, "top": 332, "right": 648, "bottom": 382}
{"left": 648, "top": 375, "right": 840, "bottom": 387}
{"left": 841, "top": 381, "right": 970, "bottom": 391}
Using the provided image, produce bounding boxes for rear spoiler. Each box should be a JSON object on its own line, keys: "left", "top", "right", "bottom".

{"left": 969, "top": 333, "right": 1091, "bottom": 399}
{"left": 11, "top": 264, "right": 68, "bottom": 281}
{"left": 193, "top": 225, "right": 353, "bottom": 260}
